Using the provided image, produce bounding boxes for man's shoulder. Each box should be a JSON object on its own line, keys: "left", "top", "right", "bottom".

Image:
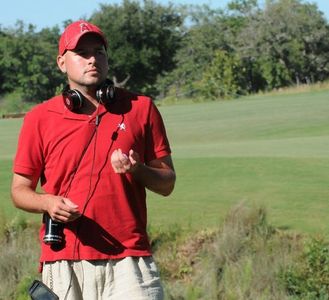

{"left": 118, "top": 88, "right": 156, "bottom": 111}
{"left": 116, "top": 88, "right": 152, "bottom": 102}
{"left": 108, "top": 88, "right": 153, "bottom": 115}
{"left": 27, "top": 95, "right": 63, "bottom": 116}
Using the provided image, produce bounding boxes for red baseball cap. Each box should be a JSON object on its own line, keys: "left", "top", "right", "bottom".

{"left": 58, "top": 20, "right": 108, "bottom": 55}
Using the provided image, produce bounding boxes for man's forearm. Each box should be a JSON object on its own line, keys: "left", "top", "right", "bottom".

{"left": 11, "top": 173, "right": 81, "bottom": 222}
{"left": 11, "top": 183, "right": 47, "bottom": 214}
{"left": 131, "top": 163, "right": 176, "bottom": 196}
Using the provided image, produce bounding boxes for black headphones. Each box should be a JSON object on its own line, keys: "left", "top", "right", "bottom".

{"left": 62, "top": 79, "right": 115, "bottom": 112}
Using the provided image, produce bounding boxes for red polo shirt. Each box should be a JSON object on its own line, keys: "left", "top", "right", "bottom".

{"left": 13, "top": 88, "right": 171, "bottom": 263}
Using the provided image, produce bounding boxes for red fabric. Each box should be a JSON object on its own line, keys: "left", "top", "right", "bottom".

{"left": 13, "top": 88, "right": 171, "bottom": 262}
{"left": 58, "top": 20, "right": 107, "bottom": 55}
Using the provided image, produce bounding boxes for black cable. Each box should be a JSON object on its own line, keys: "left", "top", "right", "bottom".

{"left": 62, "top": 120, "right": 99, "bottom": 300}
{"left": 62, "top": 114, "right": 124, "bottom": 299}
{"left": 63, "top": 125, "right": 98, "bottom": 198}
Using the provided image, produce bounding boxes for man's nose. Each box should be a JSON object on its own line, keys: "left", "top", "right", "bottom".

{"left": 87, "top": 53, "right": 97, "bottom": 63}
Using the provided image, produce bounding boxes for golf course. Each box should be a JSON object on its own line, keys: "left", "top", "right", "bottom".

{"left": 1, "top": 87, "right": 328, "bottom": 235}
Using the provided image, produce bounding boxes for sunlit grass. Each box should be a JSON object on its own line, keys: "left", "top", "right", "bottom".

{"left": 1, "top": 87, "right": 329, "bottom": 235}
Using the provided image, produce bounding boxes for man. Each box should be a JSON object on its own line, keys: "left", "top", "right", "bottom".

{"left": 11, "top": 20, "right": 175, "bottom": 300}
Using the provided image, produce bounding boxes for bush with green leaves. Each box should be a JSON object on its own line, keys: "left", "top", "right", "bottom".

{"left": 281, "top": 237, "right": 329, "bottom": 299}
{"left": 197, "top": 50, "right": 246, "bottom": 100}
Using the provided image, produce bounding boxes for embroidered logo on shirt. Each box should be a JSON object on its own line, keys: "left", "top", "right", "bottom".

{"left": 118, "top": 123, "right": 126, "bottom": 131}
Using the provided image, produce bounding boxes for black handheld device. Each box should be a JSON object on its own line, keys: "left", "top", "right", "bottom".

{"left": 28, "top": 280, "right": 59, "bottom": 300}
{"left": 43, "top": 213, "right": 64, "bottom": 244}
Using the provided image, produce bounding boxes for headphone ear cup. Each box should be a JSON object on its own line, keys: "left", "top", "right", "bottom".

{"left": 63, "top": 89, "right": 84, "bottom": 112}
{"left": 96, "top": 80, "right": 115, "bottom": 105}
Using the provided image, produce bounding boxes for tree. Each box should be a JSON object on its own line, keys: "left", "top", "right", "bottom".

{"left": 158, "top": 0, "right": 329, "bottom": 99}
{"left": 198, "top": 50, "right": 245, "bottom": 100}
{"left": 156, "top": 5, "right": 231, "bottom": 99}
{"left": 90, "top": 0, "right": 184, "bottom": 96}
{"left": 0, "top": 25, "right": 22, "bottom": 94}
{"left": 0, "top": 21, "right": 63, "bottom": 102}
{"left": 236, "top": 0, "right": 329, "bottom": 90}
{"left": 2, "top": 0, "right": 329, "bottom": 104}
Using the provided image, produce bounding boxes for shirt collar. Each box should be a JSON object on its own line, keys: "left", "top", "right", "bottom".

{"left": 46, "top": 94, "right": 108, "bottom": 122}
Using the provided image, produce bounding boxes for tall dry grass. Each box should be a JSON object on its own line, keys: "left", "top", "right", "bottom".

{"left": 154, "top": 202, "right": 305, "bottom": 300}
{"left": 1, "top": 203, "right": 328, "bottom": 299}
{"left": 0, "top": 213, "right": 39, "bottom": 300}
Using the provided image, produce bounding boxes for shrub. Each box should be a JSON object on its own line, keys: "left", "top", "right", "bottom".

{"left": 281, "top": 236, "right": 329, "bottom": 299}
{"left": 197, "top": 50, "right": 246, "bottom": 100}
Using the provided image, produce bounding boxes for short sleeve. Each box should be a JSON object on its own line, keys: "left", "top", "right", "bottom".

{"left": 144, "top": 102, "right": 171, "bottom": 163}
{"left": 13, "top": 109, "right": 44, "bottom": 178}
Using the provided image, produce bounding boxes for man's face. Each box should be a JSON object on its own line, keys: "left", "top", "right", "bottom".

{"left": 57, "top": 33, "right": 109, "bottom": 90}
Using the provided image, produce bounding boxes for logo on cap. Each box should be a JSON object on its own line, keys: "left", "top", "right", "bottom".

{"left": 80, "top": 23, "right": 89, "bottom": 33}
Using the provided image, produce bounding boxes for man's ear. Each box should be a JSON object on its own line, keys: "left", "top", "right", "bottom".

{"left": 57, "top": 55, "right": 66, "bottom": 73}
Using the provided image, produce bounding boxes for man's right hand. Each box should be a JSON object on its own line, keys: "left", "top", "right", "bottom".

{"left": 11, "top": 173, "right": 81, "bottom": 222}
{"left": 43, "top": 194, "right": 81, "bottom": 223}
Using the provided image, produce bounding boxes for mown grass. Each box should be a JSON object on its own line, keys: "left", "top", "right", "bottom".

{"left": 1, "top": 87, "right": 329, "bottom": 299}
{"left": 1, "top": 89, "right": 329, "bottom": 234}
{"left": 148, "top": 89, "right": 329, "bottom": 235}
{"left": 147, "top": 156, "right": 329, "bottom": 234}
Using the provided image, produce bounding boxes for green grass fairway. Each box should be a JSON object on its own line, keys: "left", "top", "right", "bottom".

{"left": 148, "top": 90, "right": 329, "bottom": 234}
{"left": 1, "top": 90, "right": 329, "bottom": 234}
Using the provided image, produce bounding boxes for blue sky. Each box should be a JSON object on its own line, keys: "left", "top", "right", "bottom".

{"left": 1, "top": 0, "right": 329, "bottom": 31}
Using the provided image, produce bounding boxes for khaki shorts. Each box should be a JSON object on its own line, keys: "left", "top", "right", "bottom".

{"left": 42, "top": 257, "right": 164, "bottom": 300}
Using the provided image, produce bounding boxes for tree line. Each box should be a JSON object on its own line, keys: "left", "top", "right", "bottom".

{"left": 0, "top": 0, "right": 329, "bottom": 103}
